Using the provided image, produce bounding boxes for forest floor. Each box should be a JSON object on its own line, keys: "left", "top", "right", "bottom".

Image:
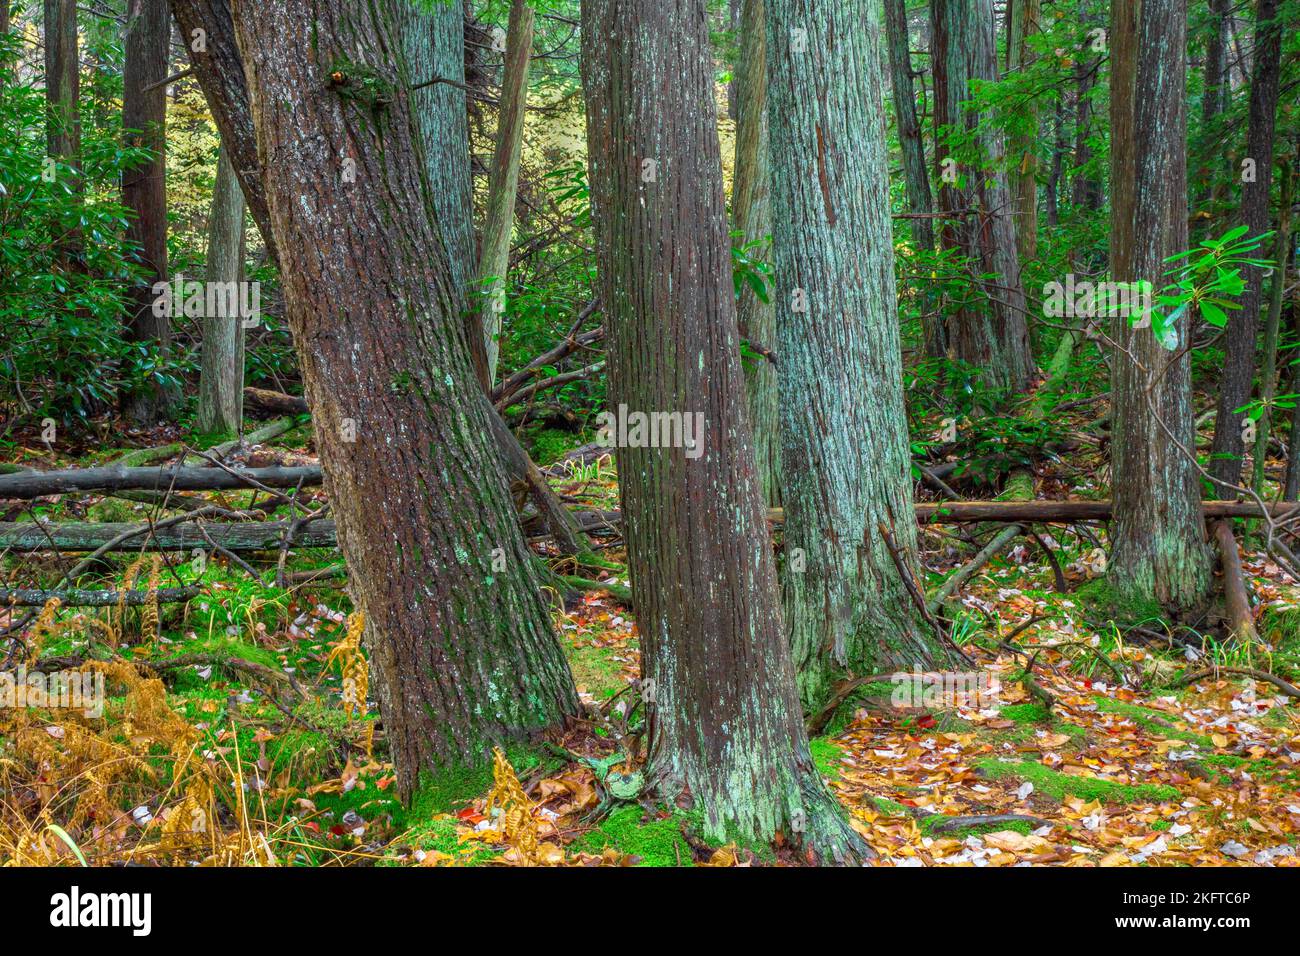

{"left": 2, "top": 417, "right": 1299, "bottom": 867}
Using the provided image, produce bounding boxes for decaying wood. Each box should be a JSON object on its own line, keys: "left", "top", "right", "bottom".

{"left": 0, "top": 519, "right": 336, "bottom": 552}
{"left": 1212, "top": 519, "right": 1260, "bottom": 643}
{"left": 0, "top": 586, "right": 201, "bottom": 607}
{"left": 0, "top": 464, "right": 322, "bottom": 499}
{"left": 242, "top": 386, "right": 309, "bottom": 417}
{"left": 926, "top": 524, "right": 1023, "bottom": 613}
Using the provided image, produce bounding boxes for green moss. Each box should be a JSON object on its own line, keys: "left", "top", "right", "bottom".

{"left": 809, "top": 737, "right": 845, "bottom": 781}
{"left": 382, "top": 814, "right": 497, "bottom": 866}
{"left": 1073, "top": 578, "right": 1164, "bottom": 625}
{"left": 1094, "top": 697, "right": 1214, "bottom": 747}
{"left": 563, "top": 640, "right": 628, "bottom": 700}
{"left": 1150, "top": 819, "right": 1172, "bottom": 831}
{"left": 406, "top": 744, "right": 556, "bottom": 819}
{"left": 528, "top": 428, "right": 576, "bottom": 466}
{"left": 819, "top": 681, "right": 896, "bottom": 736}
{"left": 572, "top": 805, "right": 690, "bottom": 866}
{"left": 869, "top": 795, "right": 913, "bottom": 817}
{"left": 976, "top": 759, "right": 1181, "bottom": 804}
{"left": 1000, "top": 703, "right": 1052, "bottom": 724}
{"left": 920, "top": 817, "right": 1033, "bottom": 839}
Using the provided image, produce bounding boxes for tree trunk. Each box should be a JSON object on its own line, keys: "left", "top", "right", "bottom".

{"left": 1196, "top": 0, "right": 1229, "bottom": 205}
{"left": 1250, "top": 160, "right": 1293, "bottom": 496}
{"left": 1007, "top": 0, "right": 1040, "bottom": 265}
{"left": 931, "top": 0, "right": 1033, "bottom": 395}
{"left": 1107, "top": 0, "right": 1212, "bottom": 612}
{"left": 228, "top": 0, "right": 578, "bottom": 797}
{"left": 43, "top": 0, "right": 79, "bottom": 175}
{"left": 196, "top": 141, "right": 247, "bottom": 435}
{"left": 406, "top": 0, "right": 474, "bottom": 304}
{"left": 477, "top": 0, "right": 533, "bottom": 385}
{"left": 767, "top": 0, "right": 949, "bottom": 714}
{"left": 884, "top": 0, "right": 945, "bottom": 360}
{"left": 581, "top": 0, "right": 866, "bottom": 862}
{"left": 122, "top": 0, "right": 174, "bottom": 424}
{"left": 732, "top": 0, "right": 781, "bottom": 506}
{"left": 1207, "top": 0, "right": 1282, "bottom": 492}
{"left": 168, "top": 0, "right": 277, "bottom": 264}
{"left": 405, "top": 0, "right": 478, "bottom": 374}
{"left": 1070, "top": 0, "right": 1101, "bottom": 213}
{"left": 1045, "top": 94, "right": 1065, "bottom": 227}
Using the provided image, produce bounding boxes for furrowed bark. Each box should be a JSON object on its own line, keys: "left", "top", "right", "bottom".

{"left": 582, "top": 0, "right": 866, "bottom": 862}
{"left": 1207, "top": 0, "right": 1282, "bottom": 491}
{"left": 732, "top": 0, "right": 781, "bottom": 507}
{"left": 477, "top": 0, "right": 533, "bottom": 384}
{"left": 196, "top": 140, "right": 248, "bottom": 435}
{"left": 122, "top": 0, "right": 175, "bottom": 423}
{"left": 767, "top": 0, "right": 949, "bottom": 714}
{"left": 930, "top": 0, "right": 1033, "bottom": 395}
{"left": 1107, "top": 0, "right": 1212, "bottom": 612}
{"left": 228, "top": 0, "right": 578, "bottom": 797}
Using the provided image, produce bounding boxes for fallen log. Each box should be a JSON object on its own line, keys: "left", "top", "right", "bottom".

{"left": 0, "top": 464, "right": 323, "bottom": 500}
{"left": 773, "top": 500, "right": 1300, "bottom": 524}
{"left": 0, "top": 586, "right": 201, "bottom": 607}
{"left": 243, "top": 386, "right": 309, "bottom": 417}
{"left": 0, "top": 520, "right": 337, "bottom": 552}
{"left": 5, "top": 499, "right": 1294, "bottom": 554}
{"left": 927, "top": 524, "right": 1023, "bottom": 613}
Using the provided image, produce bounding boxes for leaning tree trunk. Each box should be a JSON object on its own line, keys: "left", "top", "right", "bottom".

{"left": 732, "top": 0, "right": 781, "bottom": 507}
{"left": 931, "top": 0, "right": 1033, "bottom": 396}
{"left": 122, "top": 0, "right": 175, "bottom": 423}
{"left": 1007, "top": 0, "right": 1040, "bottom": 266}
{"left": 1108, "top": 0, "right": 1212, "bottom": 611}
{"left": 477, "top": 0, "right": 533, "bottom": 385}
{"left": 1070, "top": 0, "right": 1102, "bottom": 214}
{"left": 581, "top": 0, "right": 866, "bottom": 862}
{"left": 196, "top": 141, "right": 247, "bottom": 435}
{"left": 170, "top": 0, "right": 592, "bottom": 561}
{"left": 1207, "top": 0, "right": 1282, "bottom": 492}
{"left": 767, "top": 0, "right": 950, "bottom": 715}
{"left": 229, "top": 0, "right": 578, "bottom": 797}
{"left": 169, "top": 0, "right": 277, "bottom": 264}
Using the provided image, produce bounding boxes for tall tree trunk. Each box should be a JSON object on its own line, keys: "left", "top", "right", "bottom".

{"left": 122, "top": 0, "right": 174, "bottom": 423}
{"left": 1071, "top": 0, "right": 1101, "bottom": 213}
{"left": 931, "top": 0, "right": 1033, "bottom": 395}
{"left": 406, "top": 0, "right": 474, "bottom": 303}
{"left": 1007, "top": 0, "right": 1040, "bottom": 265}
{"left": 477, "top": 0, "right": 533, "bottom": 385}
{"left": 767, "top": 0, "right": 949, "bottom": 714}
{"left": 884, "top": 0, "right": 945, "bottom": 360}
{"left": 195, "top": 141, "right": 246, "bottom": 435}
{"left": 1196, "top": 0, "right": 1229, "bottom": 205}
{"left": 581, "top": 0, "right": 865, "bottom": 861}
{"left": 404, "top": 0, "right": 477, "bottom": 364}
{"left": 1108, "top": 0, "right": 1212, "bottom": 611}
{"left": 228, "top": 0, "right": 578, "bottom": 797}
{"left": 1045, "top": 94, "right": 1064, "bottom": 227}
{"left": 1251, "top": 159, "right": 1293, "bottom": 496}
{"left": 170, "top": 0, "right": 592, "bottom": 562}
{"left": 732, "top": 0, "right": 781, "bottom": 506}
{"left": 1207, "top": 0, "right": 1282, "bottom": 492}
{"left": 43, "top": 0, "right": 79, "bottom": 173}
